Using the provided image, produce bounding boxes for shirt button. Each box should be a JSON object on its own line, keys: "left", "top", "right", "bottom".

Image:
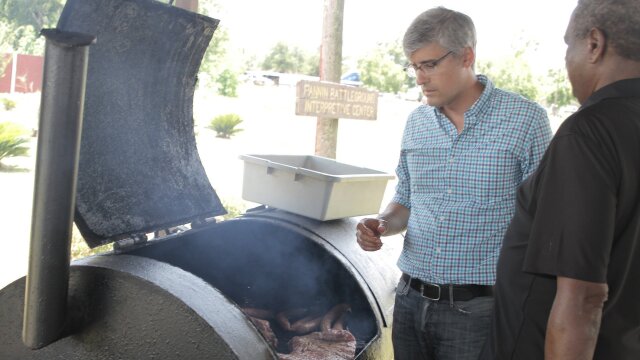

{"left": 435, "top": 248, "right": 441, "bottom": 253}
{"left": 447, "top": 189, "right": 453, "bottom": 194}
{"left": 448, "top": 157, "right": 454, "bottom": 163}
{"left": 439, "top": 216, "right": 445, "bottom": 221}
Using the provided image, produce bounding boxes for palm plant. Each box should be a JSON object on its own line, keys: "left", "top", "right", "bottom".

{"left": 207, "top": 113, "right": 243, "bottom": 139}
{"left": 0, "top": 122, "right": 29, "bottom": 167}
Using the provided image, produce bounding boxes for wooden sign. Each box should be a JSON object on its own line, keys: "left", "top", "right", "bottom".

{"left": 295, "top": 80, "right": 378, "bottom": 120}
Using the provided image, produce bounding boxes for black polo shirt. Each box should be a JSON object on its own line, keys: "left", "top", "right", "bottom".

{"left": 482, "top": 78, "right": 640, "bottom": 359}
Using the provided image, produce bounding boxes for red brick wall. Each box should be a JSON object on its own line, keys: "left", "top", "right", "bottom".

{"left": 0, "top": 53, "right": 44, "bottom": 93}
{"left": 14, "top": 54, "right": 43, "bottom": 93}
{"left": 0, "top": 54, "right": 12, "bottom": 93}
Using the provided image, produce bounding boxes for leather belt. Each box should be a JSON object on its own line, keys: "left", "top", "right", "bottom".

{"left": 401, "top": 273, "right": 493, "bottom": 301}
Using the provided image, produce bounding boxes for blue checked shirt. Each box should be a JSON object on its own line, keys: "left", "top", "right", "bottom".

{"left": 392, "top": 75, "right": 552, "bottom": 285}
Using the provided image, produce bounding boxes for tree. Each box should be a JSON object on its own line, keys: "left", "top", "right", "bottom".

{"left": 357, "top": 40, "right": 407, "bottom": 94}
{"left": 305, "top": 52, "right": 320, "bottom": 77}
{"left": 196, "top": 0, "right": 231, "bottom": 89}
{"left": 215, "top": 68, "right": 238, "bottom": 97}
{"left": 478, "top": 54, "right": 539, "bottom": 101}
{"left": 545, "top": 68, "right": 576, "bottom": 112}
{"left": 477, "top": 40, "right": 541, "bottom": 102}
{"left": 0, "top": 0, "right": 64, "bottom": 54}
{"left": 261, "top": 42, "right": 318, "bottom": 75}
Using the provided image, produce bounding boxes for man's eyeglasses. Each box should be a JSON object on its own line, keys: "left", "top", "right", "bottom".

{"left": 404, "top": 50, "right": 454, "bottom": 78}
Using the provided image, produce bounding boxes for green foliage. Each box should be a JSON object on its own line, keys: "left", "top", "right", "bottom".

{"left": 477, "top": 41, "right": 542, "bottom": 102}
{"left": 478, "top": 60, "right": 539, "bottom": 101}
{"left": 305, "top": 52, "right": 320, "bottom": 77}
{"left": 0, "top": 0, "right": 64, "bottom": 54}
{"left": 2, "top": 97, "right": 16, "bottom": 110}
{"left": 197, "top": 20, "right": 230, "bottom": 88}
{"left": 70, "top": 225, "right": 111, "bottom": 260}
{"left": 545, "top": 68, "right": 576, "bottom": 108}
{"left": 358, "top": 40, "right": 407, "bottom": 93}
{"left": 0, "top": 0, "right": 63, "bottom": 30}
{"left": 216, "top": 69, "right": 238, "bottom": 97}
{"left": 261, "top": 42, "right": 318, "bottom": 75}
{"left": 220, "top": 198, "right": 246, "bottom": 220}
{"left": 0, "top": 121, "right": 29, "bottom": 165}
{"left": 208, "top": 113, "right": 243, "bottom": 138}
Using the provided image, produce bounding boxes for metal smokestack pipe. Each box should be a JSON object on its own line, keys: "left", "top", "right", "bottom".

{"left": 23, "top": 29, "right": 95, "bottom": 349}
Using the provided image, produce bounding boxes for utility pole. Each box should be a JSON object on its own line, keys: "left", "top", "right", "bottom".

{"left": 315, "top": 0, "right": 344, "bottom": 159}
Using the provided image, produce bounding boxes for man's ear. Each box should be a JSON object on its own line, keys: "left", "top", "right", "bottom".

{"left": 587, "top": 27, "right": 607, "bottom": 63}
{"left": 462, "top": 47, "right": 475, "bottom": 69}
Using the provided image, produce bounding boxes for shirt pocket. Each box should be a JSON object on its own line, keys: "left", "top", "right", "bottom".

{"left": 403, "top": 145, "right": 449, "bottom": 195}
{"left": 455, "top": 142, "right": 522, "bottom": 200}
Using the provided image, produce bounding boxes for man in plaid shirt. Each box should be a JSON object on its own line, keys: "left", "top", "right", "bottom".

{"left": 355, "top": 7, "right": 552, "bottom": 360}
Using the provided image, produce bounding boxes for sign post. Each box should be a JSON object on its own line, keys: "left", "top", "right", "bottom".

{"left": 316, "top": 0, "right": 344, "bottom": 159}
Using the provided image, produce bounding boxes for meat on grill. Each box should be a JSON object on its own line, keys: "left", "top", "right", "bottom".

{"left": 278, "top": 331, "right": 356, "bottom": 360}
{"left": 242, "top": 307, "right": 275, "bottom": 320}
{"left": 248, "top": 316, "right": 278, "bottom": 349}
{"left": 243, "top": 303, "right": 356, "bottom": 359}
{"left": 290, "top": 314, "right": 324, "bottom": 334}
{"left": 242, "top": 308, "right": 278, "bottom": 349}
{"left": 276, "top": 307, "right": 325, "bottom": 335}
{"left": 276, "top": 308, "right": 309, "bottom": 332}
{"left": 319, "top": 303, "right": 354, "bottom": 341}
{"left": 278, "top": 303, "right": 355, "bottom": 360}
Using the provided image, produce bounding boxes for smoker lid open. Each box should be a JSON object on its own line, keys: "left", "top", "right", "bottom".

{"left": 57, "top": 0, "right": 225, "bottom": 247}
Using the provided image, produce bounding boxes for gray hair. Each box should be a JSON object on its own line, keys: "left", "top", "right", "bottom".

{"left": 402, "top": 7, "right": 477, "bottom": 58}
{"left": 570, "top": 0, "right": 640, "bottom": 61}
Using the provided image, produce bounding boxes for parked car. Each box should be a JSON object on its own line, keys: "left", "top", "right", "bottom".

{"left": 240, "top": 72, "right": 276, "bottom": 86}
{"left": 340, "top": 71, "right": 363, "bottom": 87}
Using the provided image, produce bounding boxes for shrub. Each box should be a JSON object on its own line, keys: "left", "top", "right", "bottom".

{"left": 220, "top": 198, "right": 247, "bottom": 220}
{"left": 2, "top": 98, "right": 16, "bottom": 111}
{"left": 70, "top": 225, "right": 111, "bottom": 260}
{"left": 0, "top": 122, "right": 29, "bottom": 166}
{"left": 207, "top": 113, "right": 243, "bottom": 139}
{"left": 216, "top": 69, "right": 239, "bottom": 97}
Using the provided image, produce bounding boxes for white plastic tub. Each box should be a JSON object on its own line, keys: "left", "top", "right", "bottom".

{"left": 239, "top": 154, "right": 395, "bottom": 221}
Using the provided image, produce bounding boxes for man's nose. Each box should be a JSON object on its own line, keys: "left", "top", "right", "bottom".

{"left": 416, "top": 71, "right": 428, "bottom": 85}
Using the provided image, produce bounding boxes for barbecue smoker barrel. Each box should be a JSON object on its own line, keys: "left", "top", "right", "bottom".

{"left": 0, "top": 209, "right": 402, "bottom": 359}
{"left": 0, "top": 0, "right": 402, "bottom": 358}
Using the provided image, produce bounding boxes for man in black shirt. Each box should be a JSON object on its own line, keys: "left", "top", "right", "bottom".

{"left": 482, "top": 0, "right": 640, "bottom": 359}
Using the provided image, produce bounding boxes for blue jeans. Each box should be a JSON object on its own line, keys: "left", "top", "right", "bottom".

{"left": 392, "top": 276, "right": 494, "bottom": 360}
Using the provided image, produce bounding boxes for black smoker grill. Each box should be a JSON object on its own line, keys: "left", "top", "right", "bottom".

{"left": 0, "top": 0, "right": 402, "bottom": 359}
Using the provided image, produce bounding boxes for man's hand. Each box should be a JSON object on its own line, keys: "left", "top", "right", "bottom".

{"left": 545, "top": 276, "right": 608, "bottom": 359}
{"left": 356, "top": 218, "right": 386, "bottom": 251}
{"left": 355, "top": 202, "right": 409, "bottom": 252}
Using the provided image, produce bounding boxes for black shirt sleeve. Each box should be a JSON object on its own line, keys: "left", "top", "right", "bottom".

{"left": 522, "top": 128, "right": 617, "bottom": 283}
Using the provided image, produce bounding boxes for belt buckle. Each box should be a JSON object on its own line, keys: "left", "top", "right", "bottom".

{"left": 420, "top": 283, "right": 441, "bottom": 301}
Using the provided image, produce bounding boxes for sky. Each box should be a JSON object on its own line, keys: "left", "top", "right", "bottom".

{"left": 213, "top": 0, "right": 577, "bottom": 75}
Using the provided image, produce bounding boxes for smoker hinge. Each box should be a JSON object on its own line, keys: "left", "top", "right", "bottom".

{"left": 113, "top": 233, "right": 148, "bottom": 253}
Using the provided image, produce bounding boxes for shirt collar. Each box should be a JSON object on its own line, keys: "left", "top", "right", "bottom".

{"left": 467, "top": 74, "right": 493, "bottom": 118}
{"left": 581, "top": 77, "right": 640, "bottom": 109}
{"left": 433, "top": 74, "right": 494, "bottom": 129}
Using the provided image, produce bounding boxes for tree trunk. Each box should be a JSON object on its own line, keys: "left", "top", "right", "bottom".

{"left": 315, "top": 0, "right": 344, "bottom": 159}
